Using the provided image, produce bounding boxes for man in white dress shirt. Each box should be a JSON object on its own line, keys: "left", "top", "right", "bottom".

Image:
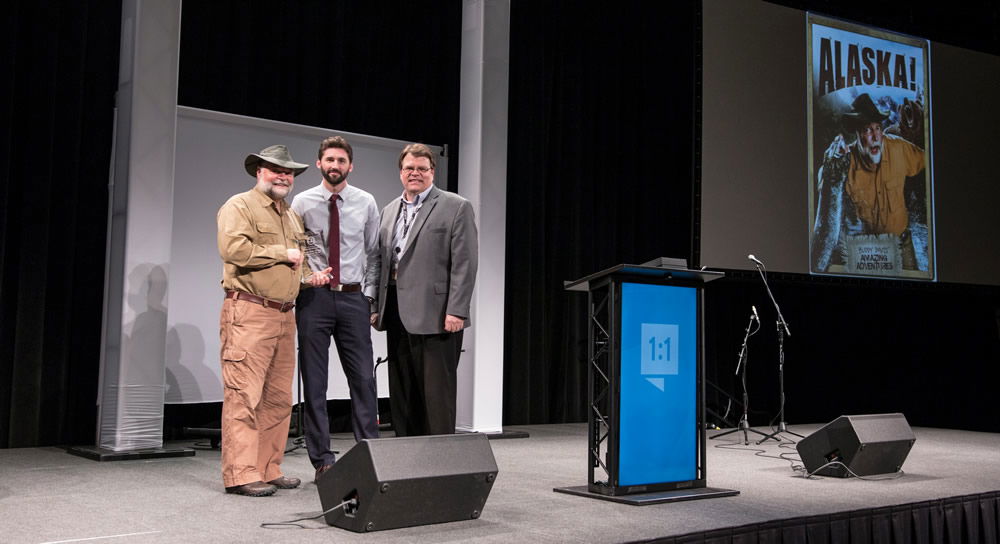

{"left": 291, "top": 136, "right": 381, "bottom": 480}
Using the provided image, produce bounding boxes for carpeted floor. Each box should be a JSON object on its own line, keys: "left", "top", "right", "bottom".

{"left": 0, "top": 423, "right": 997, "bottom": 543}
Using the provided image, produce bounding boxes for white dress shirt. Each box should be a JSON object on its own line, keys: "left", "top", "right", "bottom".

{"left": 291, "top": 182, "right": 380, "bottom": 297}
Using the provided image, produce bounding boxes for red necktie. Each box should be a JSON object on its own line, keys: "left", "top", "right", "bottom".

{"left": 328, "top": 194, "right": 340, "bottom": 286}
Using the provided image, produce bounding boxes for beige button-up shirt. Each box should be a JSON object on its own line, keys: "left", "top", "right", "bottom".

{"left": 217, "top": 187, "right": 307, "bottom": 303}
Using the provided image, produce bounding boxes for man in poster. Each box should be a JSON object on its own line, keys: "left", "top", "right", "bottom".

{"left": 811, "top": 93, "right": 925, "bottom": 272}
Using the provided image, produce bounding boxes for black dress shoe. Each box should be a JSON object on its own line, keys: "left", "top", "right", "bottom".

{"left": 225, "top": 481, "right": 277, "bottom": 497}
{"left": 314, "top": 464, "right": 333, "bottom": 482}
{"left": 268, "top": 476, "right": 301, "bottom": 489}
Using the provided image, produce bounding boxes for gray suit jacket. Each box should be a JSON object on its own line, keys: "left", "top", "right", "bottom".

{"left": 369, "top": 185, "right": 478, "bottom": 334}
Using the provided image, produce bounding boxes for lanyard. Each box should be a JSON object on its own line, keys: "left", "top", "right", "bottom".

{"left": 400, "top": 196, "right": 422, "bottom": 238}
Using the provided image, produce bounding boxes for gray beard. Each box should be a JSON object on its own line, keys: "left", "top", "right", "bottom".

{"left": 865, "top": 146, "right": 882, "bottom": 165}
{"left": 852, "top": 138, "right": 882, "bottom": 169}
{"left": 259, "top": 180, "right": 289, "bottom": 201}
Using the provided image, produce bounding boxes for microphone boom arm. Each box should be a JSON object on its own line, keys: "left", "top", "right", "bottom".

{"left": 753, "top": 261, "right": 790, "bottom": 336}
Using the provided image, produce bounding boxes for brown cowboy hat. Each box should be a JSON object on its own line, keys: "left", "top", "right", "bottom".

{"left": 244, "top": 145, "right": 309, "bottom": 177}
{"left": 841, "top": 93, "right": 889, "bottom": 131}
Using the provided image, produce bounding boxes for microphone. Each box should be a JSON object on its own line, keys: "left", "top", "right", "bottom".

{"left": 751, "top": 305, "right": 759, "bottom": 322}
{"left": 748, "top": 254, "right": 764, "bottom": 267}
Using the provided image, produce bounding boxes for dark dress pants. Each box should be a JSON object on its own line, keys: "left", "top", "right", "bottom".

{"left": 296, "top": 287, "right": 378, "bottom": 468}
{"left": 384, "top": 285, "right": 463, "bottom": 437}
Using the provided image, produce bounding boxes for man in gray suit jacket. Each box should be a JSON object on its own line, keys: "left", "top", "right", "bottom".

{"left": 368, "top": 143, "right": 478, "bottom": 436}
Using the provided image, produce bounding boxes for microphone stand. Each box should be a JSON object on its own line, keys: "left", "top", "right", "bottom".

{"left": 711, "top": 308, "right": 774, "bottom": 444}
{"left": 752, "top": 259, "right": 804, "bottom": 443}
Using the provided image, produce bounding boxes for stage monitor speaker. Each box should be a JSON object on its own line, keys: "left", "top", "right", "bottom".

{"left": 317, "top": 433, "right": 498, "bottom": 532}
{"left": 796, "top": 413, "right": 915, "bottom": 478}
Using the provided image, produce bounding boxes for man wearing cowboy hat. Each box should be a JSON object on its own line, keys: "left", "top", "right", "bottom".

{"left": 812, "top": 93, "right": 925, "bottom": 272}
{"left": 216, "top": 144, "right": 332, "bottom": 497}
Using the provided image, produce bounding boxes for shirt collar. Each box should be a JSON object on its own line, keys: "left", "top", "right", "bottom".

{"left": 250, "top": 186, "right": 286, "bottom": 212}
{"left": 400, "top": 184, "right": 434, "bottom": 206}
{"left": 321, "top": 182, "right": 354, "bottom": 201}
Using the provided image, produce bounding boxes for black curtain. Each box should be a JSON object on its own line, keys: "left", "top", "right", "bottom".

{"left": 178, "top": 1, "right": 463, "bottom": 190}
{"left": 704, "top": 272, "right": 1000, "bottom": 434}
{"left": 0, "top": 2, "right": 122, "bottom": 447}
{"left": 503, "top": 1, "right": 698, "bottom": 424}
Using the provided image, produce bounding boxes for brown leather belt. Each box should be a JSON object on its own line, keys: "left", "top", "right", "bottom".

{"left": 328, "top": 283, "right": 362, "bottom": 293}
{"left": 225, "top": 290, "right": 295, "bottom": 312}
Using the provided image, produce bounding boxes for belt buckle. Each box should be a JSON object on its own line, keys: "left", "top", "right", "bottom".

{"left": 280, "top": 301, "right": 294, "bottom": 312}
{"left": 330, "top": 283, "right": 359, "bottom": 292}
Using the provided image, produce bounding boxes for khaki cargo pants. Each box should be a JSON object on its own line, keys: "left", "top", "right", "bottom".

{"left": 218, "top": 298, "right": 296, "bottom": 488}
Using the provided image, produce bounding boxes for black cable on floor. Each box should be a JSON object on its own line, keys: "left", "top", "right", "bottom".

{"left": 260, "top": 498, "right": 357, "bottom": 529}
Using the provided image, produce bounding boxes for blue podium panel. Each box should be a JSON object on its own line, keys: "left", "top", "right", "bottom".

{"left": 619, "top": 283, "right": 698, "bottom": 486}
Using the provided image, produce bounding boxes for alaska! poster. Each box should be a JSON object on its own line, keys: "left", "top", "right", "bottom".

{"left": 807, "top": 14, "right": 934, "bottom": 280}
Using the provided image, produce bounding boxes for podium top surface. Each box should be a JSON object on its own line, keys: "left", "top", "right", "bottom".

{"left": 564, "top": 264, "right": 725, "bottom": 292}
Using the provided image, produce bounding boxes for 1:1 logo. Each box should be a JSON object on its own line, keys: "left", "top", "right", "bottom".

{"left": 641, "top": 323, "right": 679, "bottom": 378}
{"left": 648, "top": 335, "right": 671, "bottom": 362}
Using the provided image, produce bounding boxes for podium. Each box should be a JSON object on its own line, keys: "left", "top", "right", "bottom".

{"left": 554, "top": 260, "right": 738, "bottom": 505}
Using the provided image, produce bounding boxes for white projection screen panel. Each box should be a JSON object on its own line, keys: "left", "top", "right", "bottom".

{"left": 166, "top": 106, "right": 447, "bottom": 403}
{"left": 700, "top": 0, "right": 1000, "bottom": 286}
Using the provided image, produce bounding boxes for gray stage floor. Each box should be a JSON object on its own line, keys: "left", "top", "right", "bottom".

{"left": 1, "top": 423, "right": 998, "bottom": 543}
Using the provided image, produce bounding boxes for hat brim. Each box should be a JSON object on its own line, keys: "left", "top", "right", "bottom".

{"left": 842, "top": 111, "right": 889, "bottom": 122}
{"left": 841, "top": 95, "right": 890, "bottom": 130}
{"left": 244, "top": 154, "right": 309, "bottom": 177}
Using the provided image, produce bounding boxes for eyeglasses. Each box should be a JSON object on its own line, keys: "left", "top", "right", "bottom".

{"left": 401, "top": 166, "right": 432, "bottom": 174}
